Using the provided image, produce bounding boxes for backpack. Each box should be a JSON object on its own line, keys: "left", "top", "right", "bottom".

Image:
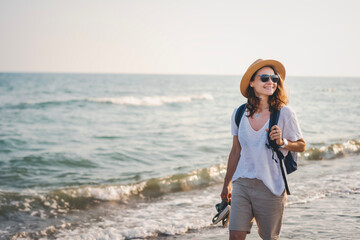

{"left": 234, "top": 103, "right": 297, "bottom": 195}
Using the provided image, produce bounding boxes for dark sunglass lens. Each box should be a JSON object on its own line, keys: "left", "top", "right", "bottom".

{"left": 271, "top": 75, "right": 280, "bottom": 83}
{"left": 260, "top": 75, "right": 270, "bottom": 82}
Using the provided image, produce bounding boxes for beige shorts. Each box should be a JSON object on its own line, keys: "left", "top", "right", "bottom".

{"left": 229, "top": 178, "right": 287, "bottom": 240}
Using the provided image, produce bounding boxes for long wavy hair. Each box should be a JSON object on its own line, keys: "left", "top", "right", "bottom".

{"left": 245, "top": 66, "right": 288, "bottom": 117}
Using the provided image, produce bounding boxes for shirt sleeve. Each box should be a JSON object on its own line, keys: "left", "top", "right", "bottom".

{"left": 231, "top": 108, "right": 239, "bottom": 135}
{"left": 282, "top": 109, "right": 303, "bottom": 142}
{"left": 279, "top": 107, "right": 303, "bottom": 158}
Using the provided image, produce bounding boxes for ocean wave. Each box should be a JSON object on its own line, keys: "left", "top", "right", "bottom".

{"left": 53, "top": 163, "right": 225, "bottom": 207}
{"left": 87, "top": 93, "right": 214, "bottom": 106}
{"left": 1, "top": 99, "right": 83, "bottom": 110}
{"left": 5, "top": 188, "right": 215, "bottom": 240}
{"left": 0, "top": 138, "right": 27, "bottom": 153}
{"left": 0, "top": 164, "right": 226, "bottom": 217}
{"left": 301, "top": 139, "right": 360, "bottom": 160}
{"left": 6, "top": 153, "right": 99, "bottom": 169}
{"left": 1, "top": 94, "right": 214, "bottom": 110}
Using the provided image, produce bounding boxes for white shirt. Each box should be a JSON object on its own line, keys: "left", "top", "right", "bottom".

{"left": 231, "top": 106, "right": 303, "bottom": 196}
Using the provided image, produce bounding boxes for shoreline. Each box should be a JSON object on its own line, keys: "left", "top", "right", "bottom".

{"left": 163, "top": 191, "right": 360, "bottom": 240}
{"left": 160, "top": 155, "right": 360, "bottom": 240}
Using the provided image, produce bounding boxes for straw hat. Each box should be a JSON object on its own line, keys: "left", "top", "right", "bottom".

{"left": 240, "top": 59, "right": 286, "bottom": 98}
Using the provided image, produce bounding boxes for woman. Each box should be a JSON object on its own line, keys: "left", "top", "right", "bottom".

{"left": 221, "top": 59, "right": 306, "bottom": 240}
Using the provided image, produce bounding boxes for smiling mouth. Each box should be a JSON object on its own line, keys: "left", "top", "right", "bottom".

{"left": 264, "top": 86, "right": 274, "bottom": 90}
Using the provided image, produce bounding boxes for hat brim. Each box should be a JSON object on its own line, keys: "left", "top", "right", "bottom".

{"left": 240, "top": 59, "right": 286, "bottom": 98}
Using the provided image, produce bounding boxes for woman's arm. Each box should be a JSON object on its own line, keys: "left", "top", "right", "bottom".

{"left": 221, "top": 136, "right": 241, "bottom": 200}
{"left": 282, "top": 138, "right": 306, "bottom": 152}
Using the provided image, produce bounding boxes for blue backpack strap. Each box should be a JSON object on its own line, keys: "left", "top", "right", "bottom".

{"left": 268, "top": 109, "right": 281, "bottom": 150}
{"left": 235, "top": 104, "right": 247, "bottom": 128}
{"left": 267, "top": 108, "right": 292, "bottom": 195}
{"left": 268, "top": 108, "right": 298, "bottom": 172}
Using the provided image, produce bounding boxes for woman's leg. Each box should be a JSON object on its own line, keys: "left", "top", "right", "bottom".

{"left": 252, "top": 180, "right": 287, "bottom": 240}
{"left": 230, "top": 230, "right": 247, "bottom": 240}
{"left": 228, "top": 179, "right": 255, "bottom": 239}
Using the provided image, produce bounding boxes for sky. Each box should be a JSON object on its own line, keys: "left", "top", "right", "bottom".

{"left": 0, "top": 0, "right": 359, "bottom": 77}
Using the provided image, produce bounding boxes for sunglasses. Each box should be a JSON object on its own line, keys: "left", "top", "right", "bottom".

{"left": 258, "top": 74, "right": 280, "bottom": 83}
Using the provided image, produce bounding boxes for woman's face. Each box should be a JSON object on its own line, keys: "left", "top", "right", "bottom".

{"left": 249, "top": 67, "right": 278, "bottom": 98}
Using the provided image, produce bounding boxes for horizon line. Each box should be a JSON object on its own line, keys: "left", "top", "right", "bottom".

{"left": 0, "top": 70, "right": 359, "bottom": 79}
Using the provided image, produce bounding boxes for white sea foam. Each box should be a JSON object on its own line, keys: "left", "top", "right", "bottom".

{"left": 88, "top": 93, "right": 214, "bottom": 106}
{"left": 286, "top": 156, "right": 360, "bottom": 206}
{"left": 55, "top": 186, "right": 218, "bottom": 240}
{"left": 9, "top": 179, "right": 223, "bottom": 240}
{"left": 60, "top": 182, "right": 147, "bottom": 202}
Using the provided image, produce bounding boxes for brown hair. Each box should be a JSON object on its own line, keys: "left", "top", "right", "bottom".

{"left": 245, "top": 66, "right": 288, "bottom": 117}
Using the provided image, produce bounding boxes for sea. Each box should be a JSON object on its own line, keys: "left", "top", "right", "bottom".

{"left": 0, "top": 73, "right": 359, "bottom": 240}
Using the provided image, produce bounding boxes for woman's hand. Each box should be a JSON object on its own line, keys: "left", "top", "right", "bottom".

{"left": 267, "top": 125, "right": 284, "bottom": 146}
{"left": 267, "top": 126, "right": 306, "bottom": 152}
{"left": 220, "top": 184, "right": 231, "bottom": 202}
